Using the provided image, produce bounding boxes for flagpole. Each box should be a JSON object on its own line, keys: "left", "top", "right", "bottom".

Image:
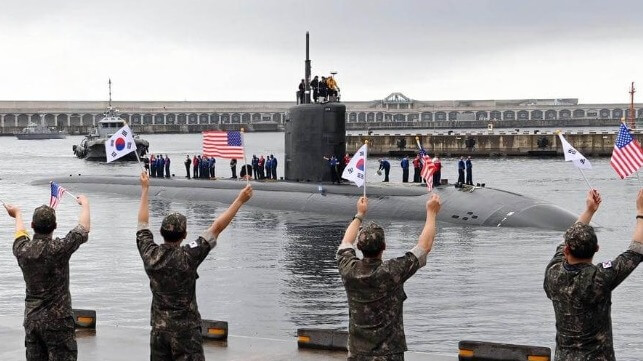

{"left": 578, "top": 169, "right": 593, "bottom": 190}
{"left": 122, "top": 119, "right": 145, "bottom": 172}
{"left": 363, "top": 140, "right": 368, "bottom": 198}
{"left": 133, "top": 146, "right": 145, "bottom": 172}
{"left": 637, "top": 171, "right": 642, "bottom": 187}
{"left": 240, "top": 128, "right": 249, "bottom": 185}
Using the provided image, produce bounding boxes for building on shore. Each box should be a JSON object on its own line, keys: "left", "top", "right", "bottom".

{"left": 0, "top": 93, "right": 641, "bottom": 134}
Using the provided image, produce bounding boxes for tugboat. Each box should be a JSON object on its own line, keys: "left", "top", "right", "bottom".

{"left": 16, "top": 122, "right": 67, "bottom": 140}
{"left": 72, "top": 81, "right": 149, "bottom": 160}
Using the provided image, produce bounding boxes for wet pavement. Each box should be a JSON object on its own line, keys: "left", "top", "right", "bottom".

{"left": 0, "top": 316, "right": 456, "bottom": 361}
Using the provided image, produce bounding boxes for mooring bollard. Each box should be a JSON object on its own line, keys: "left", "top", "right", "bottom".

{"left": 72, "top": 309, "right": 96, "bottom": 329}
{"left": 458, "top": 340, "right": 551, "bottom": 361}
{"left": 201, "top": 320, "right": 228, "bottom": 341}
{"left": 297, "top": 328, "right": 347, "bottom": 351}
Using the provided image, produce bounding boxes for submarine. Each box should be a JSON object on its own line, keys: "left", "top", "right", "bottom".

{"left": 34, "top": 32, "right": 578, "bottom": 231}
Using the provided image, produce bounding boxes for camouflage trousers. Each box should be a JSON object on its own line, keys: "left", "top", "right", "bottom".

{"left": 150, "top": 327, "right": 204, "bottom": 361}
{"left": 24, "top": 319, "right": 77, "bottom": 361}
{"left": 348, "top": 353, "right": 404, "bottom": 361}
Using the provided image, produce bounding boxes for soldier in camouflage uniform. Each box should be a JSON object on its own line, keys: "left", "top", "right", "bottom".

{"left": 337, "top": 194, "right": 441, "bottom": 361}
{"left": 4, "top": 196, "right": 91, "bottom": 361}
{"left": 136, "top": 172, "right": 252, "bottom": 360}
{"left": 544, "top": 189, "right": 643, "bottom": 361}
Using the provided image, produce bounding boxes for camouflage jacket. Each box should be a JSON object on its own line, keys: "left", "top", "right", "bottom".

{"left": 544, "top": 241, "right": 643, "bottom": 361}
{"left": 13, "top": 225, "right": 89, "bottom": 327}
{"left": 136, "top": 225, "right": 216, "bottom": 332}
{"left": 337, "top": 244, "right": 427, "bottom": 357}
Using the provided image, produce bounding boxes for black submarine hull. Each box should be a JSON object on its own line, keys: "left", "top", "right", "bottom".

{"left": 34, "top": 176, "right": 578, "bottom": 231}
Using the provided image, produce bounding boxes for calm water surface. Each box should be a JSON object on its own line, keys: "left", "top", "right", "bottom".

{"left": 0, "top": 133, "right": 641, "bottom": 360}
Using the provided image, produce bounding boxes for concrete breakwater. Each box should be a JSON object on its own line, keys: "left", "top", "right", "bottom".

{"left": 346, "top": 130, "right": 643, "bottom": 157}
{"left": 0, "top": 123, "right": 282, "bottom": 135}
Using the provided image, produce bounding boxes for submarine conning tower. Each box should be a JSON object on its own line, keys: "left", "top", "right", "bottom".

{"left": 285, "top": 32, "right": 347, "bottom": 182}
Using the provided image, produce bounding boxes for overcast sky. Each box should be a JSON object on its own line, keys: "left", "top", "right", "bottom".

{"left": 0, "top": 0, "right": 641, "bottom": 103}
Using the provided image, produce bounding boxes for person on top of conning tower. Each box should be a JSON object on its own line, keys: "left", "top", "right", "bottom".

{"left": 310, "top": 75, "right": 320, "bottom": 103}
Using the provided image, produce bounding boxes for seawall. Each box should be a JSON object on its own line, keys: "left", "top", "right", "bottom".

{"left": 346, "top": 130, "right": 643, "bottom": 157}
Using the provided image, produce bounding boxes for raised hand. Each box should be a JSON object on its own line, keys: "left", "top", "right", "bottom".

{"left": 426, "top": 194, "right": 441, "bottom": 215}
{"left": 357, "top": 196, "right": 368, "bottom": 216}
{"left": 586, "top": 189, "right": 601, "bottom": 213}
{"left": 76, "top": 195, "right": 89, "bottom": 206}
{"left": 4, "top": 203, "right": 21, "bottom": 218}
{"left": 140, "top": 171, "right": 150, "bottom": 189}
{"left": 237, "top": 185, "right": 253, "bottom": 203}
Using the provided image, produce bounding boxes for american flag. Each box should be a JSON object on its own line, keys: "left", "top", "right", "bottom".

{"left": 420, "top": 156, "right": 436, "bottom": 191}
{"left": 610, "top": 123, "right": 643, "bottom": 179}
{"left": 203, "top": 131, "right": 245, "bottom": 159}
{"left": 50, "top": 182, "right": 66, "bottom": 209}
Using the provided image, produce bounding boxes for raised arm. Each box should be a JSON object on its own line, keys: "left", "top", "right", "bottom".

{"left": 340, "top": 197, "right": 368, "bottom": 247}
{"left": 138, "top": 172, "right": 150, "bottom": 226}
{"left": 577, "top": 189, "right": 601, "bottom": 225}
{"left": 76, "top": 195, "right": 91, "bottom": 232}
{"left": 4, "top": 204, "right": 25, "bottom": 234}
{"left": 417, "top": 194, "right": 441, "bottom": 252}
{"left": 634, "top": 189, "right": 643, "bottom": 243}
{"left": 208, "top": 185, "right": 253, "bottom": 238}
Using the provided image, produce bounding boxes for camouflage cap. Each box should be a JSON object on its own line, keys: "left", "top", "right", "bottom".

{"left": 32, "top": 205, "right": 56, "bottom": 231}
{"left": 564, "top": 222, "right": 598, "bottom": 258}
{"left": 357, "top": 222, "right": 386, "bottom": 257}
{"left": 161, "top": 212, "right": 187, "bottom": 234}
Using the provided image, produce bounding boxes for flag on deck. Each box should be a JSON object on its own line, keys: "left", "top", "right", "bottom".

{"left": 416, "top": 138, "right": 426, "bottom": 157}
{"left": 203, "top": 131, "right": 245, "bottom": 159}
{"left": 50, "top": 182, "right": 66, "bottom": 209}
{"left": 558, "top": 133, "right": 592, "bottom": 169}
{"left": 342, "top": 144, "right": 367, "bottom": 187}
{"left": 105, "top": 124, "right": 137, "bottom": 162}
{"left": 420, "top": 155, "right": 436, "bottom": 191}
{"left": 610, "top": 123, "right": 643, "bottom": 179}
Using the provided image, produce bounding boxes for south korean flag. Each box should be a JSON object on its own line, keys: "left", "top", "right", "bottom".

{"left": 558, "top": 133, "right": 592, "bottom": 169}
{"left": 342, "top": 143, "right": 368, "bottom": 187}
{"left": 105, "top": 124, "right": 137, "bottom": 162}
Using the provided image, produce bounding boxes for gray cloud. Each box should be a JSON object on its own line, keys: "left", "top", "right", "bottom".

{"left": 0, "top": 0, "right": 641, "bottom": 102}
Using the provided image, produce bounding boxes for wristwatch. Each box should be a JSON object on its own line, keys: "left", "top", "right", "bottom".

{"left": 637, "top": 215, "right": 643, "bottom": 220}
{"left": 353, "top": 214, "right": 364, "bottom": 223}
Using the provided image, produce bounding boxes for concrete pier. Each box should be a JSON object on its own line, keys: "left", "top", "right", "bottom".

{"left": 347, "top": 130, "right": 643, "bottom": 157}
{"left": 0, "top": 317, "right": 455, "bottom": 361}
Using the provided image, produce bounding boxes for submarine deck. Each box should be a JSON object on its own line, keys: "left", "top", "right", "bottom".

{"left": 0, "top": 317, "right": 456, "bottom": 361}
{"left": 35, "top": 175, "right": 578, "bottom": 231}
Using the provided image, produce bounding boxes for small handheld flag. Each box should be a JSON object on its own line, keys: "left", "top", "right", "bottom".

{"left": 415, "top": 136, "right": 426, "bottom": 157}
{"left": 105, "top": 124, "right": 137, "bottom": 163}
{"left": 610, "top": 123, "right": 643, "bottom": 179}
{"left": 558, "top": 133, "right": 592, "bottom": 170}
{"left": 342, "top": 143, "right": 367, "bottom": 188}
{"left": 420, "top": 156, "right": 436, "bottom": 191}
{"left": 558, "top": 132, "right": 592, "bottom": 189}
{"left": 50, "top": 182, "right": 67, "bottom": 209}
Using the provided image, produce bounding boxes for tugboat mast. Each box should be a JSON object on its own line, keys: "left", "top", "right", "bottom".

{"left": 629, "top": 82, "right": 636, "bottom": 129}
